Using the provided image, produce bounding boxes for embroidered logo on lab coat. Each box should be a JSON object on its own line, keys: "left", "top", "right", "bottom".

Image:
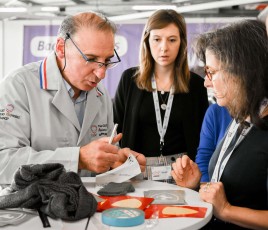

{"left": 6, "top": 104, "right": 14, "bottom": 113}
{"left": 90, "top": 124, "right": 108, "bottom": 137}
{"left": 0, "top": 104, "right": 20, "bottom": 121}
{"left": 90, "top": 125, "right": 98, "bottom": 137}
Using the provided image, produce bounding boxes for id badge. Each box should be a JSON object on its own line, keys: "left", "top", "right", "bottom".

{"left": 151, "top": 165, "right": 172, "bottom": 181}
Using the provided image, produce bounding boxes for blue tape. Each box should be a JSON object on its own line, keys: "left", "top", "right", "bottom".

{"left": 102, "top": 208, "right": 145, "bottom": 227}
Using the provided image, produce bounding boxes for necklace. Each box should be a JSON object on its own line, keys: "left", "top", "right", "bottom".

{"left": 158, "top": 86, "right": 170, "bottom": 95}
{"left": 153, "top": 73, "right": 173, "bottom": 109}
{"left": 155, "top": 76, "right": 172, "bottom": 95}
{"left": 158, "top": 91, "right": 169, "bottom": 110}
{"left": 160, "top": 89, "right": 165, "bottom": 95}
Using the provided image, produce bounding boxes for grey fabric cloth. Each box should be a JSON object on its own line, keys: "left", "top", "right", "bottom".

{"left": 10, "top": 163, "right": 64, "bottom": 190}
{"left": 97, "top": 182, "right": 135, "bottom": 196}
{"left": 0, "top": 163, "right": 97, "bottom": 221}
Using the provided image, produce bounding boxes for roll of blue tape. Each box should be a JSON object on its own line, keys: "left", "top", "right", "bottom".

{"left": 102, "top": 208, "right": 145, "bottom": 227}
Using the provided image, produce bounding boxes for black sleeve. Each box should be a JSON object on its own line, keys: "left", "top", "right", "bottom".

{"left": 113, "top": 67, "right": 137, "bottom": 135}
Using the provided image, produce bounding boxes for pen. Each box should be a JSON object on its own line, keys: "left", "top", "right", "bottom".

{"left": 108, "top": 123, "right": 118, "bottom": 144}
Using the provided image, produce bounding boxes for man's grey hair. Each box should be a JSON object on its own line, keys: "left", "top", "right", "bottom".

{"left": 57, "top": 11, "right": 117, "bottom": 40}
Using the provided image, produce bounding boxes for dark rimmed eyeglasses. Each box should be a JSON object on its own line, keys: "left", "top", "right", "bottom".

{"left": 204, "top": 66, "right": 223, "bottom": 81}
{"left": 65, "top": 33, "right": 121, "bottom": 69}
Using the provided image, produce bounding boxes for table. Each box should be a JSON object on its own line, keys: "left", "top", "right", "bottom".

{"left": 4, "top": 178, "right": 213, "bottom": 230}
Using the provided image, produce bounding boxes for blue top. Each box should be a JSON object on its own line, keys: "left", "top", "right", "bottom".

{"left": 196, "top": 103, "right": 232, "bottom": 182}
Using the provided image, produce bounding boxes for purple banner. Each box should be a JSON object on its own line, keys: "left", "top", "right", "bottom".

{"left": 23, "top": 22, "right": 225, "bottom": 97}
{"left": 104, "top": 24, "right": 144, "bottom": 97}
{"left": 23, "top": 25, "right": 59, "bottom": 64}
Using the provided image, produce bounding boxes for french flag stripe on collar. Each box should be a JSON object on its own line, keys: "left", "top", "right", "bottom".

{"left": 96, "top": 87, "right": 104, "bottom": 97}
{"left": 39, "top": 58, "right": 48, "bottom": 89}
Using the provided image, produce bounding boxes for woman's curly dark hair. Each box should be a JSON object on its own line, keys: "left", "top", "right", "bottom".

{"left": 194, "top": 19, "right": 268, "bottom": 129}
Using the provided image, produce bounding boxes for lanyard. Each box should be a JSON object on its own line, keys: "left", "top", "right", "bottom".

{"left": 211, "top": 98, "right": 268, "bottom": 182}
{"left": 151, "top": 75, "right": 174, "bottom": 155}
{"left": 211, "top": 119, "right": 252, "bottom": 182}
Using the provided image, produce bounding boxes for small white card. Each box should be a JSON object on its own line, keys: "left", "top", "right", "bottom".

{"left": 96, "top": 154, "right": 141, "bottom": 186}
{"left": 151, "top": 165, "right": 172, "bottom": 181}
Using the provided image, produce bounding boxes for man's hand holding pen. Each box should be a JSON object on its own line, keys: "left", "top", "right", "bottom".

{"left": 109, "top": 123, "right": 146, "bottom": 172}
{"left": 78, "top": 135, "right": 122, "bottom": 173}
{"left": 78, "top": 125, "right": 146, "bottom": 173}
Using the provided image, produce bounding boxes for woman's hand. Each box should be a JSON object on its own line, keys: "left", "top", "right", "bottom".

{"left": 171, "top": 155, "right": 201, "bottom": 189}
{"left": 199, "top": 181, "right": 231, "bottom": 220}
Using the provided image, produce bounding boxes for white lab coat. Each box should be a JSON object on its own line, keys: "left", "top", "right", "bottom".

{"left": 0, "top": 52, "right": 114, "bottom": 184}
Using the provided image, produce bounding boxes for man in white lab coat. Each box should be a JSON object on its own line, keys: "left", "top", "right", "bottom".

{"left": 0, "top": 12, "right": 145, "bottom": 184}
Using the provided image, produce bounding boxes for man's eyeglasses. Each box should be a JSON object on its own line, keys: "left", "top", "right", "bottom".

{"left": 204, "top": 66, "right": 223, "bottom": 81}
{"left": 65, "top": 33, "right": 121, "bottom": 69}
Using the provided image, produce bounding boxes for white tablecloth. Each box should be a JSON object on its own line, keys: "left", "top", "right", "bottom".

{"left": 3, "top": 178, "right": 213, "bottom": 230}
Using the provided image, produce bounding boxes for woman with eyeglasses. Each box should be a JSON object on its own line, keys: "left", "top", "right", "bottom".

{"left": 113, "top": 9, "right": 209, "bottom": 183}
{"left": 172, "top": 19, "right": 268, "bottom": 229}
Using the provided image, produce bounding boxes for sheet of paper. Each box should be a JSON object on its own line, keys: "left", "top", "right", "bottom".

{"left": 96, "top": 154, "right": 141, "bottom": 186}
